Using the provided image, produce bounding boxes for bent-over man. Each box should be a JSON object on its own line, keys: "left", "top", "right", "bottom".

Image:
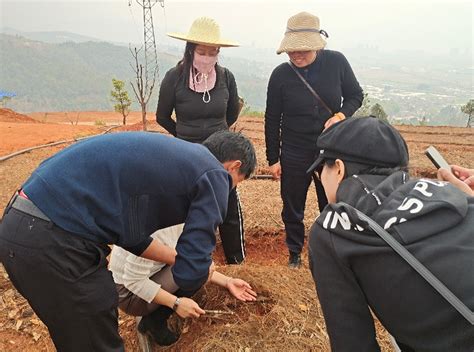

{"left": 0, "top": 130, "right": 256, "bottom": 352}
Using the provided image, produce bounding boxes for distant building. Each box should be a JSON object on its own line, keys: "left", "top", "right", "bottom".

{"left": 0, "top": 91, "right": 16, "bottom": 99}
{"left": 391, "top": 116, "right": 424, "bottom": 125}
{"left": 0, "top": 91, "right": 16, "bottom": 108}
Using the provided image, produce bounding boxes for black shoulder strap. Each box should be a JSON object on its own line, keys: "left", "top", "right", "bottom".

{"left": 220, "top": 66, "right": 244, "bottom": 116}
{"left": 338, "top": 202, "right": 474, "bottom": 325}
{"left": 287, "top": 62, "right": 333, "bottom": 115}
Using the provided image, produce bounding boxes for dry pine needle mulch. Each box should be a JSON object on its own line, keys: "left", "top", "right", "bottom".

{"left": 152, "top": 264, "right": 394, "bottom": 352}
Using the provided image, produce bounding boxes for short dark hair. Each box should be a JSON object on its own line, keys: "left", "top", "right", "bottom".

{"left": 203, "top": 130, "right": 257, "bottom": 179}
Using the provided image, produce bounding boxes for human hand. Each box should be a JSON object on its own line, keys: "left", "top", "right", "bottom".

{"left": 450, "top": 165, "right": 474, "bottom": 184}
{"left": 175, "top": 297, "right": 205, "bottom": 318}
{"left": 269, "top": 162, "right": 281, "bottom": 181}
{"left": 226, "top": 278, "right": 257, "bottom": 302}
{"left": 437, "top": 166, "right": 474, "bottom": 196}
{"left": 324, "top": 112, "right": 345, "bottom": 130}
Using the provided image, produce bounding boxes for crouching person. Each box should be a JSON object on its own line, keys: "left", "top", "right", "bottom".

{"left": 0, "top": 130, "right": 256, "bottom": 352}
{"left": 109, "top": 223, "right": 257, "bottom": 346}
{"left": 307, "top": 117, "right": 474, "bottom": 351}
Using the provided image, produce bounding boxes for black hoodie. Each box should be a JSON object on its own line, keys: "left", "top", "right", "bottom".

{"left": 309, "top": 171, "right": 474, "bottom": 351}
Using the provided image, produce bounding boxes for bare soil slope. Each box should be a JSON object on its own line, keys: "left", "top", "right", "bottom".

{"left": 0, "top": 111, "right": 472, "bottom": 351}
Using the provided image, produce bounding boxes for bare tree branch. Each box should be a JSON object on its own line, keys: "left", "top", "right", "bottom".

{"left": 129, "top": 45, "right": 157, "bottom": 131}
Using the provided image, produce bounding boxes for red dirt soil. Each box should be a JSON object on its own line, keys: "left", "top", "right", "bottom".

{"left": 0, "top": 110, "right": 473, "bottom": 351}
{"left": 0, "top": 108, "right": 40, "bottom": 123}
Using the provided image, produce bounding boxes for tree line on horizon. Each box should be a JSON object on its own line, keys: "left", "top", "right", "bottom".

{"left": 1, "top": 34, "right": 471, "bottom": 127}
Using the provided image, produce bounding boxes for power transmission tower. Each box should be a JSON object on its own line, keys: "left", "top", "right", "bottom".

{"left": 128, "top": 0, "right": 163, "bottom": 130}
{"left": 129, "top": 0, "right": 165, "bottom": 90}
{"left": 134, "top": 0, "right": 162, "bottom": 89}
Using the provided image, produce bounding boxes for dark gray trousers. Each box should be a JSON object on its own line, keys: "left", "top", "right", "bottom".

{"left": 281, "top": 145, "right": 328, "bottom": 254}
{"left": 116, "top": 265, "right": 178, "bottom": 317}
{"left": 0, "top": 206, "right": 124, "bottom": 352}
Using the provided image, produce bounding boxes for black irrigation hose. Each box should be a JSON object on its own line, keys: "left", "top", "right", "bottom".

{"left": 251, "top": 174, "right": 274, "bottom": 180}
{"left": 1, "top": 128, "right": 277, "bottom": 183}
{"left": 0, "top": 125, "right": 122, "bottom": 162}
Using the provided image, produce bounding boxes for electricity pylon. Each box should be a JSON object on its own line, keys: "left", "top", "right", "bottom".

{"left": 133, "top": 0, "right": 162, "bottom": 91}
{"left": 128, "top": 0, "right": 163, "bottom": 130}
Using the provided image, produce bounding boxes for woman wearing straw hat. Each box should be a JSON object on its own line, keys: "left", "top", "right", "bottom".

{"left": 265, "top": 12, "right": 363, "bottom": 268}
{"left": 156, "top": 17, "right": 246, "bottom": 265}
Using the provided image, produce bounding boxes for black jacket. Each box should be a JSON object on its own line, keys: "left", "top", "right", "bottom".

{"left": 309, "top": 172, "right": 474, "bottom": 351}
{"left": 264, "top": 50, "right": 363, "bottom": 165}
{"left": 156, "top": 64, "right": 240, "bottom": 143}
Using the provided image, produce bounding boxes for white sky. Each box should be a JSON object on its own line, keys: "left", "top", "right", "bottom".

{"left": 0, "top": 0, "right": 472, "bottom": 55}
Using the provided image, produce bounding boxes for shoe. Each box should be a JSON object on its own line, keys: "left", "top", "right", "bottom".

{"left": 288, "top": 251, "right": 302, "bottom": 269}
{"left": 137, "top": 314, "right": 178, "bottom": 346}
{"left": 226, "top": 255, "right": 244, "bottom": 265}
{"left": 136, "top": 317, "right": 153, "bottom": 352}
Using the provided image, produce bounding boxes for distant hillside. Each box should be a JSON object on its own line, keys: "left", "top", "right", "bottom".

{"left": 1, "top": 27, "right": 105, "bottom": 44}
{"left": 0, "top": 34, "right": 177, "bottom": 112}
{"left": 0, "top": 32, "right": 471, "bottom": 126}
{"left": 0, "top": 33, "right": 269, "bottom": 112}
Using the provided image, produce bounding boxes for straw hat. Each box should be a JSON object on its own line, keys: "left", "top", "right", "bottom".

{"left": 167, "top": 17, "right": 239, "bottom": 47}
{"left": 277, "top": 12, "right": 328, "bottom": 54}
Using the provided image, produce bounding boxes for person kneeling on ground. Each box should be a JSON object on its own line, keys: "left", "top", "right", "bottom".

{"left": 109, "top": 223, "right": 257, "bottom": 346}
{"left": 307, "top": 117, "right": 474, "bottom": 351}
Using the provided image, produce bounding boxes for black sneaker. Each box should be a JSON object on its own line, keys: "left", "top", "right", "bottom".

{"left": 288, "top": 251, "right": 302, "bottom": 269}
{"left": 136, "top": 317, "right": 153, "bottom": 352}
{"left": 137, "top": 314, "right": 178, "bottom": 346}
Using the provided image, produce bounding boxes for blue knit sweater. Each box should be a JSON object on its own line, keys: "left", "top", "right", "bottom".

{"left": 22, "top": 132, "right": 232, "bottom": 290}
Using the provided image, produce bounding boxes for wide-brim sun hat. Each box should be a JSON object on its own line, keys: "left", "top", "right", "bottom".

{"left": 277, "top": 12, "right": 328, "bottom": 54}
{"left": 167, "top": 17, "right": 239, "bottom": 47}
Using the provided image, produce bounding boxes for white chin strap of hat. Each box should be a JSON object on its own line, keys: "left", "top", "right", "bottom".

{"left": 194, "top": 72, "right": 211, "bottom": 103}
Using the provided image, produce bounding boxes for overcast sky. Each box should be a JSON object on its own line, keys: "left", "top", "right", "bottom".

{"left": 1, "top": 0, "right": 472, "bottom": 56}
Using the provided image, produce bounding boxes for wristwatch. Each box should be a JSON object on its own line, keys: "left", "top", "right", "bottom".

{"left": 172, "top": 297, "right": 181, "bottom": 311}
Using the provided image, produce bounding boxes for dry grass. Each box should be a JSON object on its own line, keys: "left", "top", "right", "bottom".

{"left": 140, "top": 264, "right": 394, "bottom": 352}
{"left": 2, "top": 116, "right": 472, "bottom": 351}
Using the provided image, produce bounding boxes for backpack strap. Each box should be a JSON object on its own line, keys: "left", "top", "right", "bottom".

{"left": 338, "top": 202, "right": 474, "bottom": 325}
{"left": 220, "top": 66, "right": 244, "bottom": 116}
